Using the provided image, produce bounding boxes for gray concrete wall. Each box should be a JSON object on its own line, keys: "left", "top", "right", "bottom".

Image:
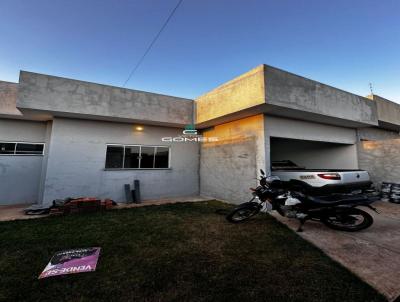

{"left": 367, "top": 94, "right": 400, "bottom": 129}
{"left": 358, "top": 127, "right": 400, "bottom": 141}
{"left": 196, "top": 65, "right": 265, "bottom": 124}
{"left": 41, "top": 118, "right": 199, "bottom": 204}
{"left": 264, "top": 65, "right": 378, "bottom": 126}
{"left": 0, "top": 81, "right": 22, "bottom": 117}
{"left": 17, "top": 71, "right": 194, "bottom": 127}
{"left": 270, "top": 138, "right": 358, "bottom": 170}
{"left": 199, "top": 115, "right": 265, "bottom": 204}
{"left": 357, "top": 127, "right": 400, "bottom": 185}
{"left": 195, "top": 65, "right": 379, "bottom": 129}
{"left": 0, "top": 119, "right": 47, "bottom": 142}
{"left": 358, "top": 139, "right": 400, "bottom": 184}
{"left": 0, "top": 119, "right": 47, "bottom": 204}
{"left": 200, "top": 137, "right": 257, "bottom": 203}
{"left": 37, "top": 121, "right": 53, "bottom": 203}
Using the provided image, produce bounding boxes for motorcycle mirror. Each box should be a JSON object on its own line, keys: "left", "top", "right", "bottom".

{"left": 260, "top": 169, "right": 265, "bottom": 175}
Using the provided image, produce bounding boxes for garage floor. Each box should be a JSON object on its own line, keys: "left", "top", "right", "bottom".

{"left": 272, "top": 201, "right": 400, "bottom": 301}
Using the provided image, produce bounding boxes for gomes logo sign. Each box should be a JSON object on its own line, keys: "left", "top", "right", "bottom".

{"left": 162, "top": 124, "right": 219, "bottom": 143}
{"left": 182, "top": 127, "right": 198, "bottom": 135}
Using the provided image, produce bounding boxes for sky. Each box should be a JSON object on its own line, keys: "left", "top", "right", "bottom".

{"left": 0, "top": 0, "right": 399, "bottom": 102}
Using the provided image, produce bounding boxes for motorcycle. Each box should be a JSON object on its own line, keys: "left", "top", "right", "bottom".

{"left": 226, "top": 169, "right": 380, "bottom": 232}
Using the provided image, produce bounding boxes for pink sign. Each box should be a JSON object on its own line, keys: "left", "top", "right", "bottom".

{"left": 39, "top": 247, "right": 101, "bottom": 279}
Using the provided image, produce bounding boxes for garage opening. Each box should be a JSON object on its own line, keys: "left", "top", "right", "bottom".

{"left": 270, "top": 137, "right": 358, "bottom": 170}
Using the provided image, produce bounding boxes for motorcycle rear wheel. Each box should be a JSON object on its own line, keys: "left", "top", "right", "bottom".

{"left": 321, "top": 207, "right": 373, "bottom": 232}
{"left": 226, "top": 203, "right": 261, "bottom": 223}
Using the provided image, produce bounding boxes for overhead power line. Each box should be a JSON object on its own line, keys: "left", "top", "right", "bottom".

{"left": 122, "top": 0, "right": 184, "bottom": 87}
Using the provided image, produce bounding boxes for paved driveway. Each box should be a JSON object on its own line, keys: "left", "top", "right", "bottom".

{"left": 272, "top": 201, "right": 400, "bottom": 301}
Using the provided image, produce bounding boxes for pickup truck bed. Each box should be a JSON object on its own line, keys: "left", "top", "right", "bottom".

{"left": 273, "top": 169, "right": 365, "bottom": 172}
{"left": 271, "top": 161, "right": 372, "bottom": 194}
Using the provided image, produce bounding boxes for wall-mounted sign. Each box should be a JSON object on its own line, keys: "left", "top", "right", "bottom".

{"left": 162, "top": 124, "right": 219, "bottom": 143}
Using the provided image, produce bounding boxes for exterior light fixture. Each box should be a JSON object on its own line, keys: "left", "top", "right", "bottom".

{"left": 135, "top": 126, "right": 144, "bottom": 131}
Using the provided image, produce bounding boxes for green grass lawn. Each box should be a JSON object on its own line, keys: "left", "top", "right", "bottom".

{"left": 0, "top": 201, "right": 385, "bottom": 302}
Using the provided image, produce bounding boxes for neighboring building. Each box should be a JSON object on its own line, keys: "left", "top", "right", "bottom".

{"left": 1, "top": 65, "right": 400, "bottom": 205}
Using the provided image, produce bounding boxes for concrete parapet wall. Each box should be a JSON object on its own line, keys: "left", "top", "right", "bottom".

{"left": 17, "top": 71, "right": 193, "bottom": 126}
{"left": 264, "top": 65, "right": 378, "bottom": 126}
{"left": 368, "top": 94, "right": 400, "bottom": 129}
{"left": 0, "top": 81, "right": 21, "bottom": 117}
{"left": 195, "top": 65, "right": 266, "bottom": 124}
{"left": 195, "top": 65, "right": 379, "bottom": 128}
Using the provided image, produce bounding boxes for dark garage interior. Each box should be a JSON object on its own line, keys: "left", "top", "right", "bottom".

{"left": 270, "top": 137, "right": 358, "bottom": 170}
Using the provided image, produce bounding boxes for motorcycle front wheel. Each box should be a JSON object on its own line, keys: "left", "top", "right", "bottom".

{"left": 321, "top": 207, "right": 373, "bottom": 232}
{"left": 226, "top": 202, "right": 261, "bottom": 223}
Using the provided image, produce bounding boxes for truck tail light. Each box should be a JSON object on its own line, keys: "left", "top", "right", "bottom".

{"left": 317, "top": 173, "right": 341, "bottom": 180}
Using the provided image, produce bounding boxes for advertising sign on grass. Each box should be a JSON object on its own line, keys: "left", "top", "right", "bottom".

{"left": 39, "top": 247, "right": 101, "bottom": 279}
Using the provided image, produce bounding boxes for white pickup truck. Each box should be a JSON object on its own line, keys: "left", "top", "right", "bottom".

{"left": 271, "top": 161, "right": 372, "bottom": 194}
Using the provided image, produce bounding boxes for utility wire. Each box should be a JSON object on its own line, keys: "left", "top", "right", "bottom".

{"left": 122, "top": 0, "right": 184, "bottom": 87}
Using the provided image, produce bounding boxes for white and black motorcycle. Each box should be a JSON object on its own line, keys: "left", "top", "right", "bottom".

{"left": 226, "top": 169, "right": 379, "bottom": 232}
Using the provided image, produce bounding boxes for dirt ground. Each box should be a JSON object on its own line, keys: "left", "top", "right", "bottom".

{"left": 0, "top": 196, "right": 214, "bottom": 222}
